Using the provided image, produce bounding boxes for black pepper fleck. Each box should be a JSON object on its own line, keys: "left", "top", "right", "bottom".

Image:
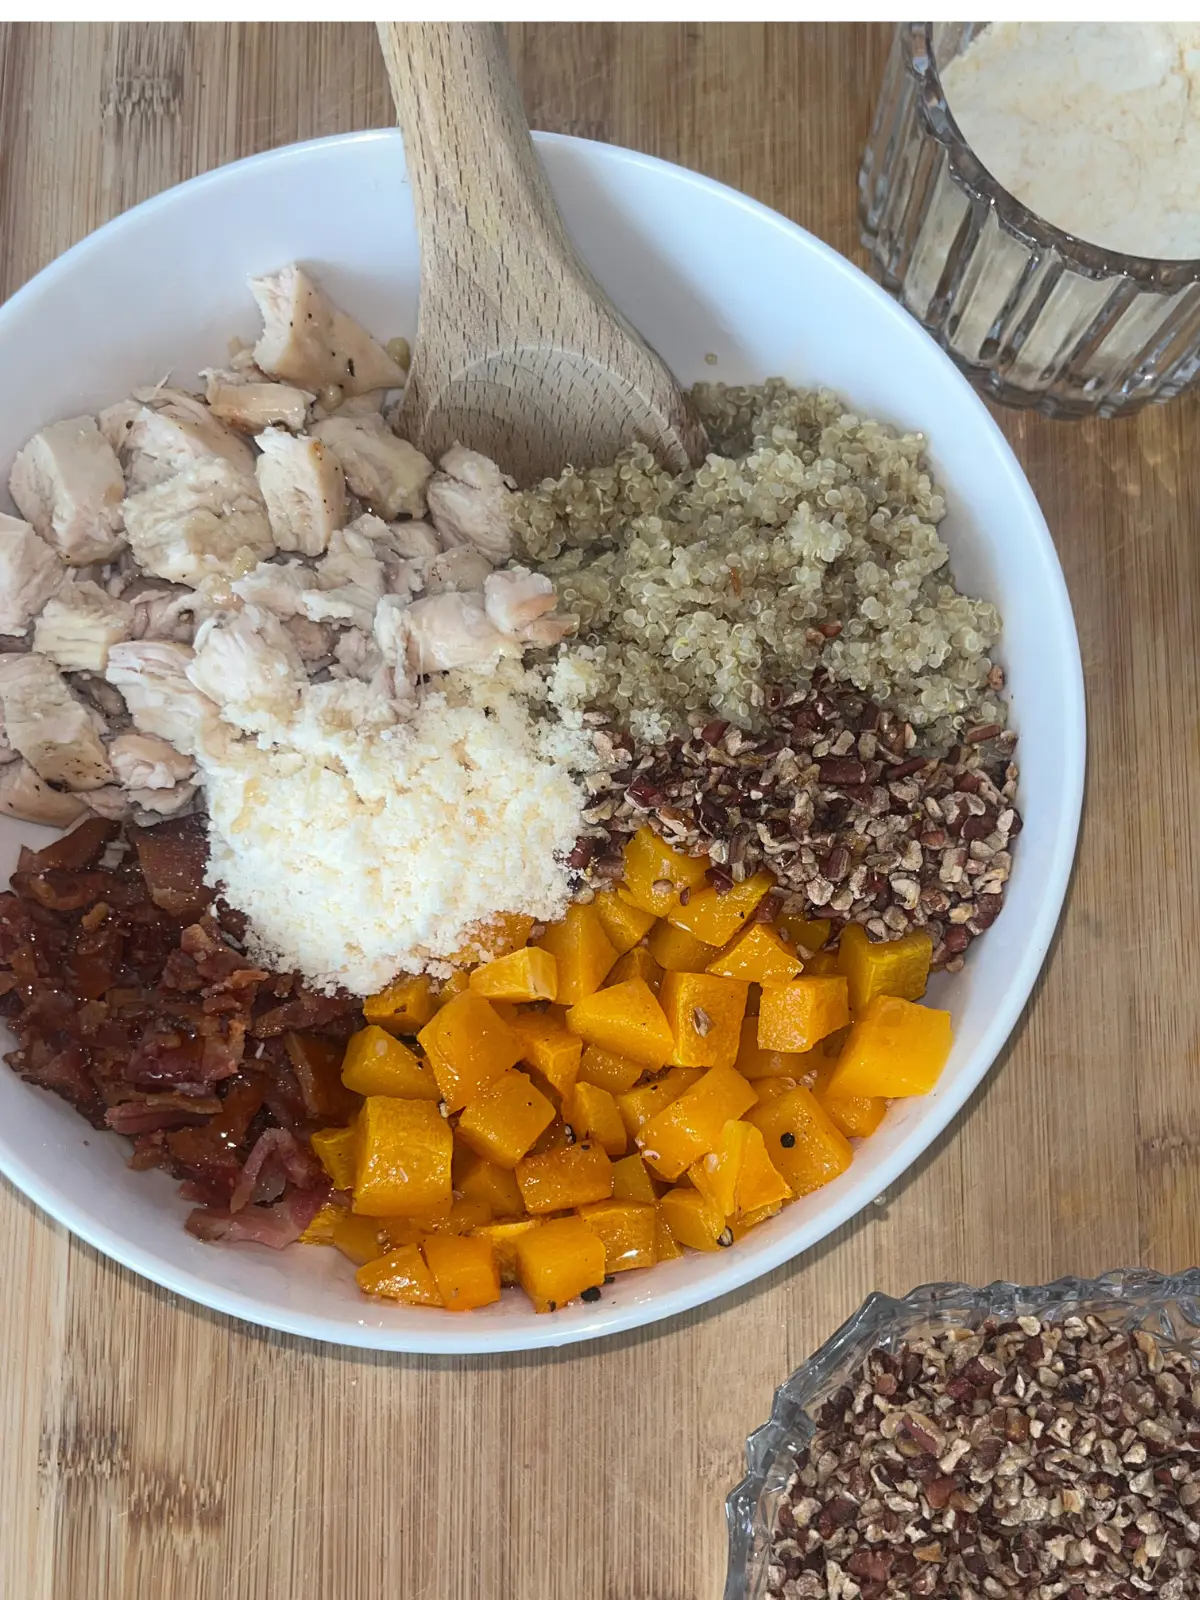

{"left": 780, "top": 1131, "right": 796, "bottom": 1148}
{"left": 580, "top": 1286, "right": 602, "bottom": 1303}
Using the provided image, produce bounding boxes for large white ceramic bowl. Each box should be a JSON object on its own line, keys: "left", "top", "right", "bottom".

{"left": 0, "top": 131, "right": 1084, "bottom": 1354}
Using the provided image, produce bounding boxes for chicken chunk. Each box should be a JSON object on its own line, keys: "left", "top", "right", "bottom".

{"left": 249, "top": 265, "right": 408, "bottom": 397}
{"left": 383, "top": 519, "right": 442, "bottom": 561}
{"left": 187, "top": 607, "right": 306, "bottom": 732}
{"left": 0, "top": 760, "right": 89, "bottom": 827}
{"left": 105, "top": 640, "right": 223, "bottom": 759}
{"left": 108, "top": 731, "right": 195, "bottom": 791}
{"left": 299, "top": 527, "right": 385, "bottom": 632}
{"left": 80, "top": 785, "right": 133, "bottom": 821}
{"left": 129, "top": 781, "right": 198, "bottom": 818}
{"left": 9, "top": 416, "right": 126, "bottom": 564}
{"left": 122, "top": 460, "right": 274, "bottom": 586}
{"left": 102, "top": 389, "right": 256, "bottom": 492}
{"left": 483, "top": 567, "right": 575, "bottom": 648}
{"left": 333, "top": 627, "right": 383, "bottom": 682}
{"left": 206, "top": 378, "right": 314, "bottom": 434}
{"left": 0, "top": 513, "right": 66, "bottom": 634}
{"left": 426, "top": 446, "right": 515, "bottom": 563}
{"left": 310, "top": 414, "right": 433, "bottom": 520}
{"left": 255, "top": 428, "right": 346, "bottom": 557}
{"left": 399, "top": 592, "right": 513, "bottom": 674}
{"left": 124, "top": 581, "right": 200, "bottom": 644}
{"left": 284, "top": 616, "right": 334, "bottom": 664}
{"left": 32, "top": 581, "right": 134, "bottom": 673}
{"left": 424, "top": 547, "right": 495, "bottom": 596}
{"left": 231, "top": 560, "right": 312, "bottom": 620}
{"left": 0, "top": 653, "right": 112, "bottom": 791}
{"left": 342, "top": 512, "right": 434, "bottom": 595}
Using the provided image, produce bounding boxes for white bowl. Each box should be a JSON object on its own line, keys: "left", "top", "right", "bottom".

{"left": 0, "top": 130, "right": 1084, "bottom": 1354}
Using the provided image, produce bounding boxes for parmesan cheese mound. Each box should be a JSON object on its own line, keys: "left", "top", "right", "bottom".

{"left": 198, "top": 670, "right": 591, "bottom": 996}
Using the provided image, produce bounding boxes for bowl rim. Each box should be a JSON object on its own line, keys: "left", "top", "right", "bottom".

{"left": 0, "top": 127, "right": 1086, "bottom": 1354}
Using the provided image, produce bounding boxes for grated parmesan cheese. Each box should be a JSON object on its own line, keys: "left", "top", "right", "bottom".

{"left": 197, "top": 666, "right": 591, "bottom": 996}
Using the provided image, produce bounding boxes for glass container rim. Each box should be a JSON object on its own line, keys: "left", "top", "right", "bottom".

{"left": 906, "top": 21, "right": 1200, "bottom": 290}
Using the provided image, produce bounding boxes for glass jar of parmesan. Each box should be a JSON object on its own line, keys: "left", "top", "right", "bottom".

{"left": 859, "top": 23, "right": 1200, "bottom": 416}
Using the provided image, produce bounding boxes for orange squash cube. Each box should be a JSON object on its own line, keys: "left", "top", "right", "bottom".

{"left": 654, "top": 1206, "right": 684, "bottom": 1260}
{"left": 310, "top": 1124, "right": 358, "bottom": 1191}
{"left": 418, "top": 991, "right": 523, "bottom": 1112}
{"left": 508, "top": 1011, "right": 581, "bottom": 1102}
{"left": 746, "top": 1086, "right": 853, "bottom": 1196}
{"left": 566, "top": 978, "right": 675, "bottom": 1069}
{"left": 363, "top": 974, "right": 436, "bottom": 1034}
{"left": 593, "top": 888, "right": 657, "bottom": 954}
{"left": 666, "top": 870, "right": 774, "bottom": 946}
{"left": 356, "top": 1244, "right": 443, "bottom": 1304}
{"left": 353, "top": 1096, "right": 453, "bottom": 1217}
{"left": 578, "top": 1044, "right": 643, "bottom": 1095}
{"left": 619, "top": 826, "right": 710, "bottom": 916}
{"left": 812, "top": 1053, "right": 886, "bottom": 1139}
{"left": 421, "top": 1234, "right": 501, "bottom": 1311}
{"left": 758, "top": 976, "right": 850, "bottom": 1053}
{"left": 331, "top": 1211, "right": 386, "bottom": 1266}
{"left": 515, "top": 1141, "right": 614, "bottom": 1213}
{"left": 568, "top": 1081, "right": 627, "bottom": 1157}
{"left": 825, "top": 995, "right": 952, "bottom": 1098}
{"left": 752, "top": 1075, "right": 801, "bottom": 1106}
{"left": 535, "top": 902, "right": 618, "bottom": 1006}
{"left": 606, "top": 944, "right": 663, "bottom": 992}
{"left": 660, "top": 971, "right": 749, "bottom": 1069}
{"left": 658, "top": 1186, "right": 727, "bottom": 1251}
{"left": 341, "top": 1025, "right": 441, "bottom": 1100}
{"left": 449, "top": 912, "right": 535, "bottom": 966}
{"left": 469, "top": 946, "right": 559, "bottom": 1004}
{"left": 730, "top": 1200, "right": 784, "bottom": 1239}
{"left": 708, "top": 923, "right": 802, "bottom": 986}
{"left": 472, "top": 1218, "right": 541, "bottom": 1286}
{"left": 454, "top": 1151, "right": 525, "bottom": 1218}
{"left": 647, "top": 920, "right": 719, "bottom": 973}
{"left": 611, "top": 1152, "right": 658, "bottom": 1204}
{"left": 456, "top": 1069, "right": 556, "bottom": 1168}
{"left": 299, "top": 1199, "right": 342, "bottom": 1246}
{"left": 637, "top": 1063, "right": 757, "bottom": 1180}
{"left": 516, "top": 1214, "right": 607, "bottom": 1311}
{"left": 735, "top": 1015, "right": 811, "bottom": 1080}
{"left": 775, "top": 914, "right": 832, "bottom": 958}
{"left": 616, "top": 1068, "right": 704, "bottom": 1139}
{"left": 689, "top": 1119, "right": 792, "bottom": 1218}
{"left": 837, "top": 923, "right": 933, "bottom": 1015}
{"left": 579, "top": 1199, "right": 657, "bottom": 1272}
{"left": 804, "top": 949, "right": 840, "bottom": 976}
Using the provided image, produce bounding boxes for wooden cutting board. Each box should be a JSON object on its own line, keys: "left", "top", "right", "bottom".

{"left": 1, "top": 22, "right": 1196, "bottom": 1600}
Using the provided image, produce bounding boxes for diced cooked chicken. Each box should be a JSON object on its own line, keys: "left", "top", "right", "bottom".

{"left": 80, "top": 785, "right": 133, "bottom": 821}
{"left": 322, "top": 392, "right": 385, "bottom": 420}
{"left": 383, "top": 519, "right": 442, "bottom": 560}
{"left": 426, "top": 446, "right": 515, "bottom": 563}
{"left": 187, "top": 607, "right": 306, "bottom": 732}
{"left": 0, "top": 760, "right": 89, "bottom": 827}
{"left": 206, "top": 378, "right": 314, "bottom": 434}
{"left": 299, "top": 527, "right": 385, "bottom": 632}
{"left": 0, "top": 653, "right": 112, "bottom": 791}
{"left": 255, "top": 428, "right": 346, "bottom": 557}
{"left": 0, "top": 513, "right": 66, "bottom": 634}
{"left": 231, "top": 560, "right": 312, "bottom": 620}
{"left": 101, "top": 389, "right": 256, "bottom": 492}
{"left": 340, "top": 512, "right": 431, "bottom": 596}
{"left": 424, "top": 547, "right": 495, "bottom": 596}
{"left": 284, "top": 616, "right": 334, "bottom": 664}
{"left": 483, "top": 567, "right": 575, "bottom": 648}
{"left": 124, "top": 581, "right": 200, "bottom": 644}
{"left": 310, "top": 414, "right": 433, "bottom": 520}
{"left": 333, "top": 627, "right": 383, "bottom": 682}
{"left": 72, "top": 671, "right": 129, "bottom": 724}
{"left": 9, "top": 416, "right": 126, "bottom": 565}
{"left": 122, "top": 460, "right": 275, "bottom": 586}
{"left": 129, "top": 781, "right": 198, "bottom": 818}
{"left": 105, "top": 640, "right": 223, "bottom": 759}
{"left": 249, "top": 265, "right": 408, "bottom": 397}
{"left": 32, "top": 581, "right": 134, "bottom": 673}
{"left": 108, "top": 731, "right": 195, "bottom": 791}
{"left": 399, "top": 592, "right": 514, "bottom": 674}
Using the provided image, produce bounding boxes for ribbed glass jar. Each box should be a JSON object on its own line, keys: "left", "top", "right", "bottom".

{"left": 859, "top": 23, "right": 1200, "bottom": 417}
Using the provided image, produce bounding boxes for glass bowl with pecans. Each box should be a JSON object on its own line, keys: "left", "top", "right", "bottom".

{"left": 725, "top": 1269, "right": 1200, "bottom": 1600}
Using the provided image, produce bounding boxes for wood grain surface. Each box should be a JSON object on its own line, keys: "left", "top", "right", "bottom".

{"left": 0, "top": 22, "right": 1196, "bottom": 1600}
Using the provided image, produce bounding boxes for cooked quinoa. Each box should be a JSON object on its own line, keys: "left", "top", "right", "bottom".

{"left": 515, "top": 381, "right": 1006, "bottom": 750}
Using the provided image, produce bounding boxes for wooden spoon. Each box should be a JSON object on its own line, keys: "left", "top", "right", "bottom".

{"left": 377, "top": 22, "right": 708, "bottom": 485}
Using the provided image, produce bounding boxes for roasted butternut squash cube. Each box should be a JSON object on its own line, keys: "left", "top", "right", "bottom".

{"left": 619, "top": 826, "right": 710, "bottom": 916}
{"left": 758, "top": 976, "right": 850, "bottom": 1053}
{"left": 341, "top": 1025, "right": 440, "bottom": 1100}
{"left": 473, "top": 1219, "right": 541, "bottom": 1286}
{"left": 331, "top": 1211, "right": 386, "bottom": 1266}
{"left": 746, "top": 1086, "right": 853, "bottom": 1196}
{"left": 804, "top": 949, "right": 840, "bottom": 976}
{"left": 568, "top": 1081, "right": 627, "bottom": 1157}
{"left": 654, "top": 1206, "right": 684, "bottom": 1261}
{"left": 729, "top": 1200, "right": 784, "bottom": 1239}
{"left": 579, "top": 1199, "right": 657, "bottom": 1272}
{"left": 735, "top": 1015, "right": 810, "bottom": 1080}
{"left": 363, "top": 974, "right": 436, "bottom": 1034}
{"left": 606, "top": 944, "right": 663, "bottom": 993}
{"left": 515, "top": 1141, "right": 614, "bottom": 1213}
{"left": 660, "top": 971, "right": 749, "bottom": 1069}
{"left": 469, "top": 946, "right": 559, "bottom": 1004}
{"left": 647, "top": 920, "right": 719, "bottom": 973}
{"left": 368, "top": 1199, "right": 453, "bottom": 1249}
{"left": 688, "top": 1119, "right": 792, "bottom": 1218}
{"left": 751, "top": 1075, "right": 801, "bottom": 1106}
{"left": 825, "top": 995, "right": 952, "bottom": 1098}
{"left": 658, "top": 1186, "right": 726, "bottom": 1251}
{"left": 837, "top": 923, "right": 933, "bottom": 1015}
{"left": 418, "top": 991, "right": 523, "bottom": 1112}
{"left": 535, "top": 902, "right": 618, "bottom": 1006}
{"left": 578, "top": 1044, "right": 643, "bottom": 1095}
{"left": 353, "top": 1097, "right": 453, "bottom": 1217}
{"left": 422, "top": 1234, "right": 501, "bottom": 1311}
{"left": 666, "top": 870, "right": 773, "bottom": 946}
{"left": 566, "top": 978, "right": 675, "bottom": 1069}
{"left": 508, "top": 1011, "right": 581, "bottom": 1102}
{"left": 637, "top": 1063, "right": 757, "bottom": 1180}
{"left": 593, "top": 888, "right": 657, "bottom": 954}
{"left": 775, "top": 914, "right": 832, "bottom": 958}
{"left": 611, "top": 1152, "right": 659, "bottom": 1204}
{"left": 813, "top": 1053, "right": 886, "bottom": 1139}
{"left": 449, "top": 912, "right": 535, "bottom": 966}
{"left": 356, "top": 1244, "right": 443, "bottom": 1304}
{"left": 311, "top": 1124, "right": 358, "bottom": 1191}
{"left": 456, "top": 1069, "right": 556, "bottom": 1169}
{"left": 455, "top": 1151, "right": 525, "bottom": 1218}
{"left": 708, "top": 923, "right": 802, "bottom": 985}
{"left": 299, "top": 1199, "right": 343, "bottom": 1246}
{"left": 515, "top": 1215, "right": 606, "bottom": 1312}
